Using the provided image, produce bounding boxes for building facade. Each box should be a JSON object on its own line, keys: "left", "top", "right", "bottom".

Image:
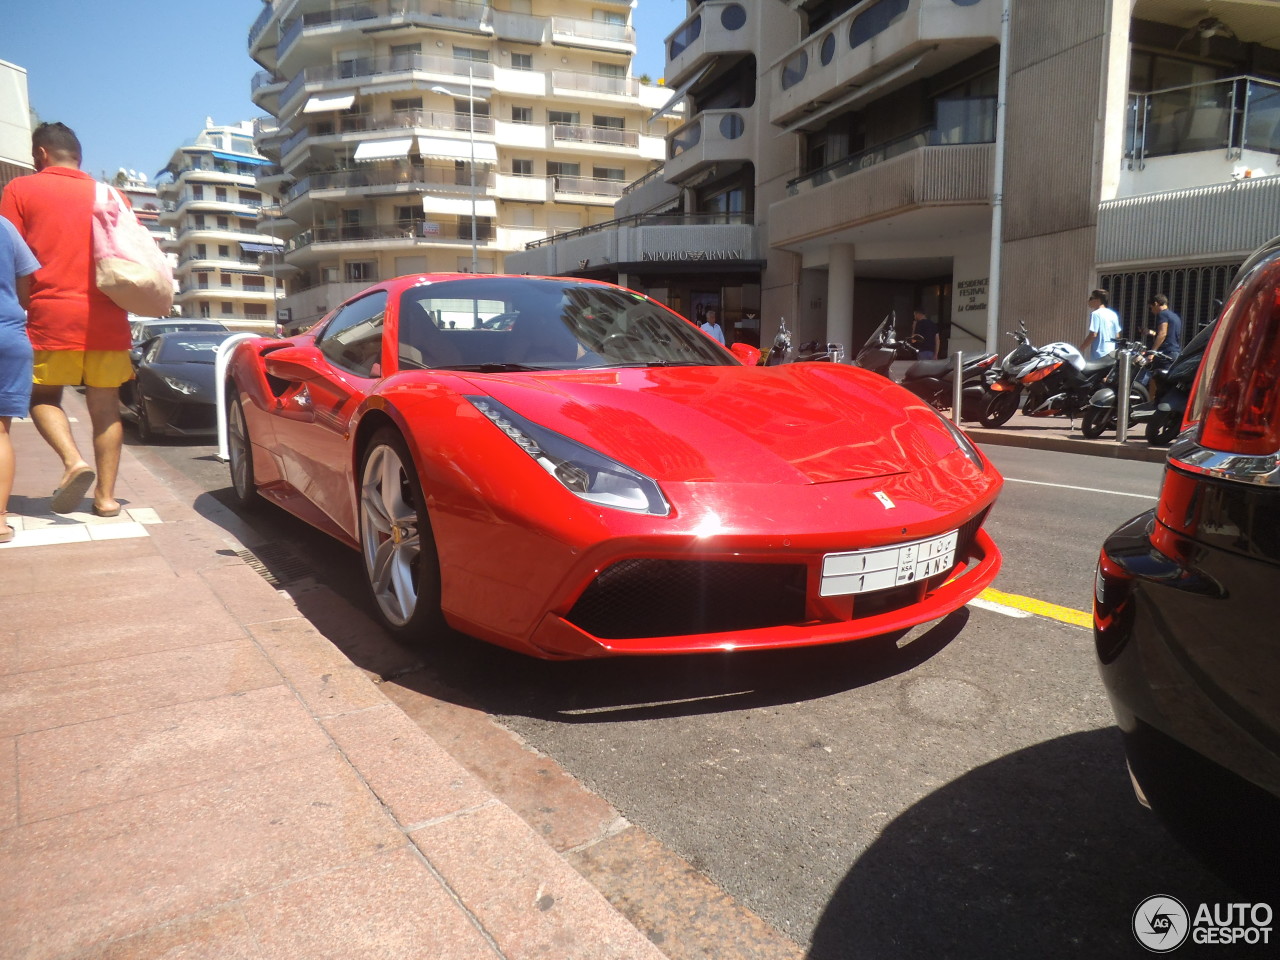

{"left": 156, "top": 119, "right": 284, "bottom": 331}
{"left": 509, "top": 0, "right": 1280, "bottom": 356}
{"left": 0, "top": 59, "right": 33, "bottom": 191}
{"left": 247, "top": 0, "right": 675, "bottom": 332}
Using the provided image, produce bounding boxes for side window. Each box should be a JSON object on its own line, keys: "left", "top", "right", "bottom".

{"left": 317, "top": 290, "right": 388, "bottom": 378}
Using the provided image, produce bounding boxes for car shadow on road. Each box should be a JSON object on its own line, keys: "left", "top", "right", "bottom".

{"left": 806, "top": 728, "right": 1239, "bottom": 960}
{"left": 392, "top": 610, "right": 970, "bottom": 724}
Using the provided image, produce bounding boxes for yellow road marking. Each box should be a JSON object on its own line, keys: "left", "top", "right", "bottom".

{"left": 978, "top": 588, "right": 1093, "bottom": 629}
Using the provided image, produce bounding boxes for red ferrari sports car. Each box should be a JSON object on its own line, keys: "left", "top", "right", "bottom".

{"left": 224, "top": 275, "right": 1002, "bottom": 658}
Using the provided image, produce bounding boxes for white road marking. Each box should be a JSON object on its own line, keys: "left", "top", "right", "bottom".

{"left": 967, "top": 597, "right": 1032, "bottom": 618}
{"left": 1003, "top": 477, "right": 1157, "bottom": 500}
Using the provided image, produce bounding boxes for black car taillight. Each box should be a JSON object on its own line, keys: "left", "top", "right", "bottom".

{"left": 1186, "top": 256, "right": 1280, "bottom": 455}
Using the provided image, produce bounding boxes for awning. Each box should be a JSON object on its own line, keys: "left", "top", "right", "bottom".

{"left": 423, "top": 196, "right": 497, "bottom": 217}
{"left": 416, "top": 137, "right": 497, "bottom": 164}
{"left": 240, "top": 241, "right": 281, "bottom": 254}
{"left": 647, "top": 64, "right": 715, "bottom": 123}
{"left": 302, "top": 93, "right": 356, "bottom": 113}
{"left": 211, "top": 151, "right": 272, "bottom": 166}
{"left": 353, "top": 138, "right": 414, "bottom": 162}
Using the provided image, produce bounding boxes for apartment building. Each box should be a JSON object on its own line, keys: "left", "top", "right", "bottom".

{"left": 247, "top": 0, "right": 675, "bottom": 331}
{"left": 156, "top": 120, "right": 283, "bottom": 332}
{"left": 0, "top": 59, "right": 33, "bottom": 191}
{"left": 509, "top": 0, "right": 1280, "bottom": 356}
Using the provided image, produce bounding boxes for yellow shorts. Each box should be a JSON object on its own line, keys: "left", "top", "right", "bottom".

{"left": 33, "top": 350, "right": 134, "bottom": 389}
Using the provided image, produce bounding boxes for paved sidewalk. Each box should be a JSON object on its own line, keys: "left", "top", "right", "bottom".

{"left": 965, "top": 411, "right": 1170, "bottom": 463}
{"left": 1, "top": 396, "right": 666, "bottom": 960}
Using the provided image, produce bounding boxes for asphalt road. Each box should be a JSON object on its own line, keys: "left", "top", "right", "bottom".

{"left": 134, "top": 433, "right": 1242, "bottom": 958}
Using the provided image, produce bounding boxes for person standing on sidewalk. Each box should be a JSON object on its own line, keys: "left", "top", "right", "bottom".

{"left": 1080, "top": 288, "right": 1121, "bottom": 361}
{"left": 911, "top": 308, "right": 939, "bottom": 360}
{"left": 0, "top": 122, "right": 131, "bottom": 516}
{"left": 0, "top": 215, "right": 41, "bottom": 542}
{"left": 1147, "top": 294, "right": 1183, "bottom": 357}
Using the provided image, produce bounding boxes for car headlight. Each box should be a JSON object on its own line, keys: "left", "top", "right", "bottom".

{"left": 466, "top": 396, "right": 669, "bottom": 516}
{"left": 162, "top": 376, "right": 199, "bottom": 395}
{"left": 936, "top": 412, "right": 985, "bottom": 471}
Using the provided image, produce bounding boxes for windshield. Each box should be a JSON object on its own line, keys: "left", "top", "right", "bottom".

{"left": 396, "top": 277, "right": 733, "bottom": 371}
{"left": 154, "top": 333, "right": 232, "bottom": 364}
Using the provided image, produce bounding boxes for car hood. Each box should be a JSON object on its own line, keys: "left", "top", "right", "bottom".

{"left": 462, "top": 364, "right": 967, "bottom": 484}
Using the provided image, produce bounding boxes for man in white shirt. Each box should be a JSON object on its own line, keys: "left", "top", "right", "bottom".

{"left": 1080, "top": 288, "right": 1121, "bottom": 361}
{"left": 700, "top": 307, "right": 726, "bottom": 346}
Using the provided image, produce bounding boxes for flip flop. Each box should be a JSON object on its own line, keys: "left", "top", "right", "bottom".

{"left": 0, "top": 525, "right": 13, "bottom": 544}
{"left": 50, "top": 466, "right": 96, "bottom": 514}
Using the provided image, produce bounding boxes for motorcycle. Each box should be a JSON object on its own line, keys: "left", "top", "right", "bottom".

{"left": 1079, "top": 339, "right": 1172, "bottom": 438}
{"left": 855, "top": 313, "right": 999, "bottom": 421}
{"left": 981, "top": 320, "right": 1119, "bottom": 427}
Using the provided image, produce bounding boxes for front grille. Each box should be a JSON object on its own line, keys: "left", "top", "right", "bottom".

{"left": 567, "top": 559, "right": 808, "bottom": 640}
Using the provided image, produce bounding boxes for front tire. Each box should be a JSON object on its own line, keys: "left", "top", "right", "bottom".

{"left": 226, "top": 392, "right": 259, "bottom": 508}
{"left": 1080, "top": 406, "right": 1112, "bottom": 439}
{"left": 978, "top": 391, "right": 1018, "bottom": 428}
{"left": 359, "top": 428, "right": 446, "bottom": 643}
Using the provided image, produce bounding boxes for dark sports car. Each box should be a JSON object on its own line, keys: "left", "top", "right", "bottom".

{"left": 224, "top": 274, "right": 1002, "bottom": 658}
{"left": 1095, "top": 236, "right": 1280, "bottom": 892}
{"left": 121, "top": 331, "right": 237, "bottom": 440}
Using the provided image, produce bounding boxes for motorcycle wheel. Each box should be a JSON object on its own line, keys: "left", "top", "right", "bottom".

{"left": 1080, "top": 406, "right": 1112, "bottom": 439}
{"left": 1146, "top": 411, "right": 1180, "bottom": 447}
{"left": 978, "top": 391, "right": 1019, "bottom": 428}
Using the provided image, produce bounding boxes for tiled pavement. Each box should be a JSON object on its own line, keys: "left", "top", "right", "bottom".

{"left": 0, "top": 402, "right": 668, "bottom": 960}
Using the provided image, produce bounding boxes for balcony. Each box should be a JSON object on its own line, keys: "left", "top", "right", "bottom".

{"left": 280, "top": 54, "right": 496, "bottom": 115}
{"left": 284, "top": 164, "right": 496, "bottom": 205}
{"left": 492, "top": 9, "right": 547, "bottom": 44}
{"left": 248, "top": 2, "right": 275, "bottom": 53}
{"left": 550, "top": 16, "right": 635, "bottom": 54}
{"left": 769, "top": 0, "right": 1000, "bottom": 129}
{"left": 552, "top": 176, "right": 627, "bottom": 201}
{"left": 770, "top": 140, "right": 994, "bottom": 250}
{"left": 551, "top": 123, "right": 640, "bottom": 151}
{"left": 550, "top": 70, "right": 640, "bottom": 102}
{"left": 1122, "top": 75, "right": 1280, "bottom": 194}
{"left": 280, "top": 110, "right": 496, "bottom": 166}
{"left": 665, "top": 109, "right": 751, "bottom": 183}
{"left": 285, "top": 220, "right": 493, "bottom": 259}
{"left": 278, "top": 0, "right": 492, "bottom": 64}
{"left": 665, "top": 1, "right": 753, "bottom": 90}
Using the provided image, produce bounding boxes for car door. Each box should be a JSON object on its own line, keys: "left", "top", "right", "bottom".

{"left": 267, "top": 290, "right": 388, "bottom": 538}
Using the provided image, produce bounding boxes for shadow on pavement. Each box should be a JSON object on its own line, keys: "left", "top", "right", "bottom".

{"left": 806, "top": 729, "right": 1240, "bottom": 960}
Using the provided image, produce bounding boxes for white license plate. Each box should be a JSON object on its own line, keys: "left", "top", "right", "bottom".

{"left": 820, "top": 530, "right": 959, "bottom": 597}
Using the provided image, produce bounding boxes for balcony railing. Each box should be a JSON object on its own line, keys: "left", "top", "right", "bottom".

{"left": 786, "top": 120, "right": 995, "bottom": 195}
{"left": 285, "top": 165, "right": 497, "bottom": 202}
{"left": 279, "top": 0, "right": 492, "bottom": 59}
{"left": 551, "top": 123, "right": 638, "bottom": 148}
{"left": 550, "top": 16, "right": 635, "bottom": 45}
{"left": 249, "top": 2, "right": 275, "bottom": 49}
{"left": 526, "top": 212, "right": 749, "bottom": 249}
{"left": 251, "top": 70, "right": 283, "bottom": 95}
{"left": 1127, "top": 75, "right": 1280, "bottom": 167}
{"left": 551, "top": 71, "right": 639, "bottom": 98}
{"left": 622, "top": 164, "right": 666, "bottom": 194}
{"left": 553, "top": 176, "right": 627, "bottom": 197}
{"left": 287, "top": 219, "right": 493, "bottom": 251}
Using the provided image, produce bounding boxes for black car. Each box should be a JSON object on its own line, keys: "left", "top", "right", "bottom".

{"left": 1094, "top": 235, "right": 1280, "bottom": 894}
{"left": 120, "top": 331, "right": 237, "bottom": 440}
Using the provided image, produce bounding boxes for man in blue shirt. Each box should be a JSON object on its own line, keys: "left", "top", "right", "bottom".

{"left": 1148, "top": 294, "right": 1183, "bottom": 357}
{"left": 1081, "top": 288, "right": 1121, "bottom": 360}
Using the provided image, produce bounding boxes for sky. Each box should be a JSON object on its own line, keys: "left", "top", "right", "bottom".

{"left": 1, "top": 0, "right": 686, "bottom": 183}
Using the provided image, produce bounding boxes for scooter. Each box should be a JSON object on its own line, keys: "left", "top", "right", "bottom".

{"left": 1134, "top": 316, "right": 1219, "bottom": 446}
{"left": 855, "top": 313, "right": 999, "bottom": 421}
{"left": 981, "top": 320, "right": 1117, "bottom": 427}
{"left": 1079, "top": 340, "right": 1172, "bottom": 438}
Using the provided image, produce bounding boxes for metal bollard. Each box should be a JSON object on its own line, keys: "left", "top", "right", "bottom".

{"left": 952, "top": 351, "right": 964, "bottom": 426}
{"left": 1116, "top": 349, "right": 1132, "bottom": 444}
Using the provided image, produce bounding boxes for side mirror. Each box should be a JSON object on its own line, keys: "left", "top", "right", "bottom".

{"left": 730, "top": 342, "right": 762, "bottom": 366}
{"left": 264, "top": 344, "right": 326, "bottom": 382}
{"left": 129, "top": 346, "right": 145, "bottom": 365}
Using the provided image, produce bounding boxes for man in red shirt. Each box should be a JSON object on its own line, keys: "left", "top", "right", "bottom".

{"left": 1, "top": 123, "right": 131, "bottom": 516}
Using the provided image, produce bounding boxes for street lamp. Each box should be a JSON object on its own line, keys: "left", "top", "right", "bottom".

{"left": 431, "top": 68, "right": 485, "bottom": 273}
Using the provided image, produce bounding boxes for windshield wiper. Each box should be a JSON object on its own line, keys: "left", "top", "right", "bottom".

{"left": 593, "top": 360, "right": 711, "bottom": 368}
{"left": 439, "top": 362, "right": 544, "bottom": 372}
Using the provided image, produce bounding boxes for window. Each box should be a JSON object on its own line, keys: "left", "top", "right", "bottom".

{"left": 317, "top": 290, "right": 387, "bottom": 377}
{"left": 244, "top": 276, "right": 266, "bottom": 290}
{"left": 511, "top": 52, "right": 533, "bottom": 71}
{"left": 215, "top": 187, "right": 228, "bottom": 202}
{"left": 217, "top": 217, "right": 229, "bottom": 229}
{"left": 547, "top": 161, "right": 581, "bottom": 179}
{"left": 220, "top": 274, "right": 233, "bottom": 287}
{"left": 593, "top": 115, "right": 624, "bottom": 130}
{"left": 191, "top": 185, "right": 204, "bottom": 200}
{"left": 391, "top": 96, "right": 423, "bottom": 113}
{"left": 194, "top": 215, "right": 206, "bottom": 228}
{"left": 245, "top": 304, "right": 267, "bottom": 319}
{"left": 593, "top": 62, "right": 624, "bottom": 78}
{"left": 199, "top": 302, "right": 210, "bottom": 318}
{"left": 548, "top": 110, "right": 579, "bottom": 126}
{"left": 240, "top": 190, "right": 261, "bottom": 204}
{"left": 196, "top": 272, "right": 209, "bottom": 289}
{"left": 511, "top": 105, "right": 533, "bottom": 124}
{"left": 221, "top": 302, "right": 234, "bottom": 315}
{"left": 196, "top": 244, "right": 207, "bottom": 259}
{"left": 394, "top": 205, "right": 418, "bottom": 227}
{"left": 593, "top": 166, "right": 625, "bottom": 181}
{"left": 345, "top": 261, "right": 377, "bottom": 282}
{"left": 218, "top": 244, "right": 230, "bottom": 257}
{"left": 458, "top": 217, "right": 493, "bottom": 242}
{"left": 455, "top": 99, "right": 490, "bottom": 131}
{"left": 454, "top": 47, "right": 489, "bottom": 63}
{"left": 511, "top": 158, "right": 534, "bottom": 177}
{"left": 850, "top": 0, "right": 909, "bottom": 50}
{"left": 390, "top": 42, "right": 421, "bottom": 69}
